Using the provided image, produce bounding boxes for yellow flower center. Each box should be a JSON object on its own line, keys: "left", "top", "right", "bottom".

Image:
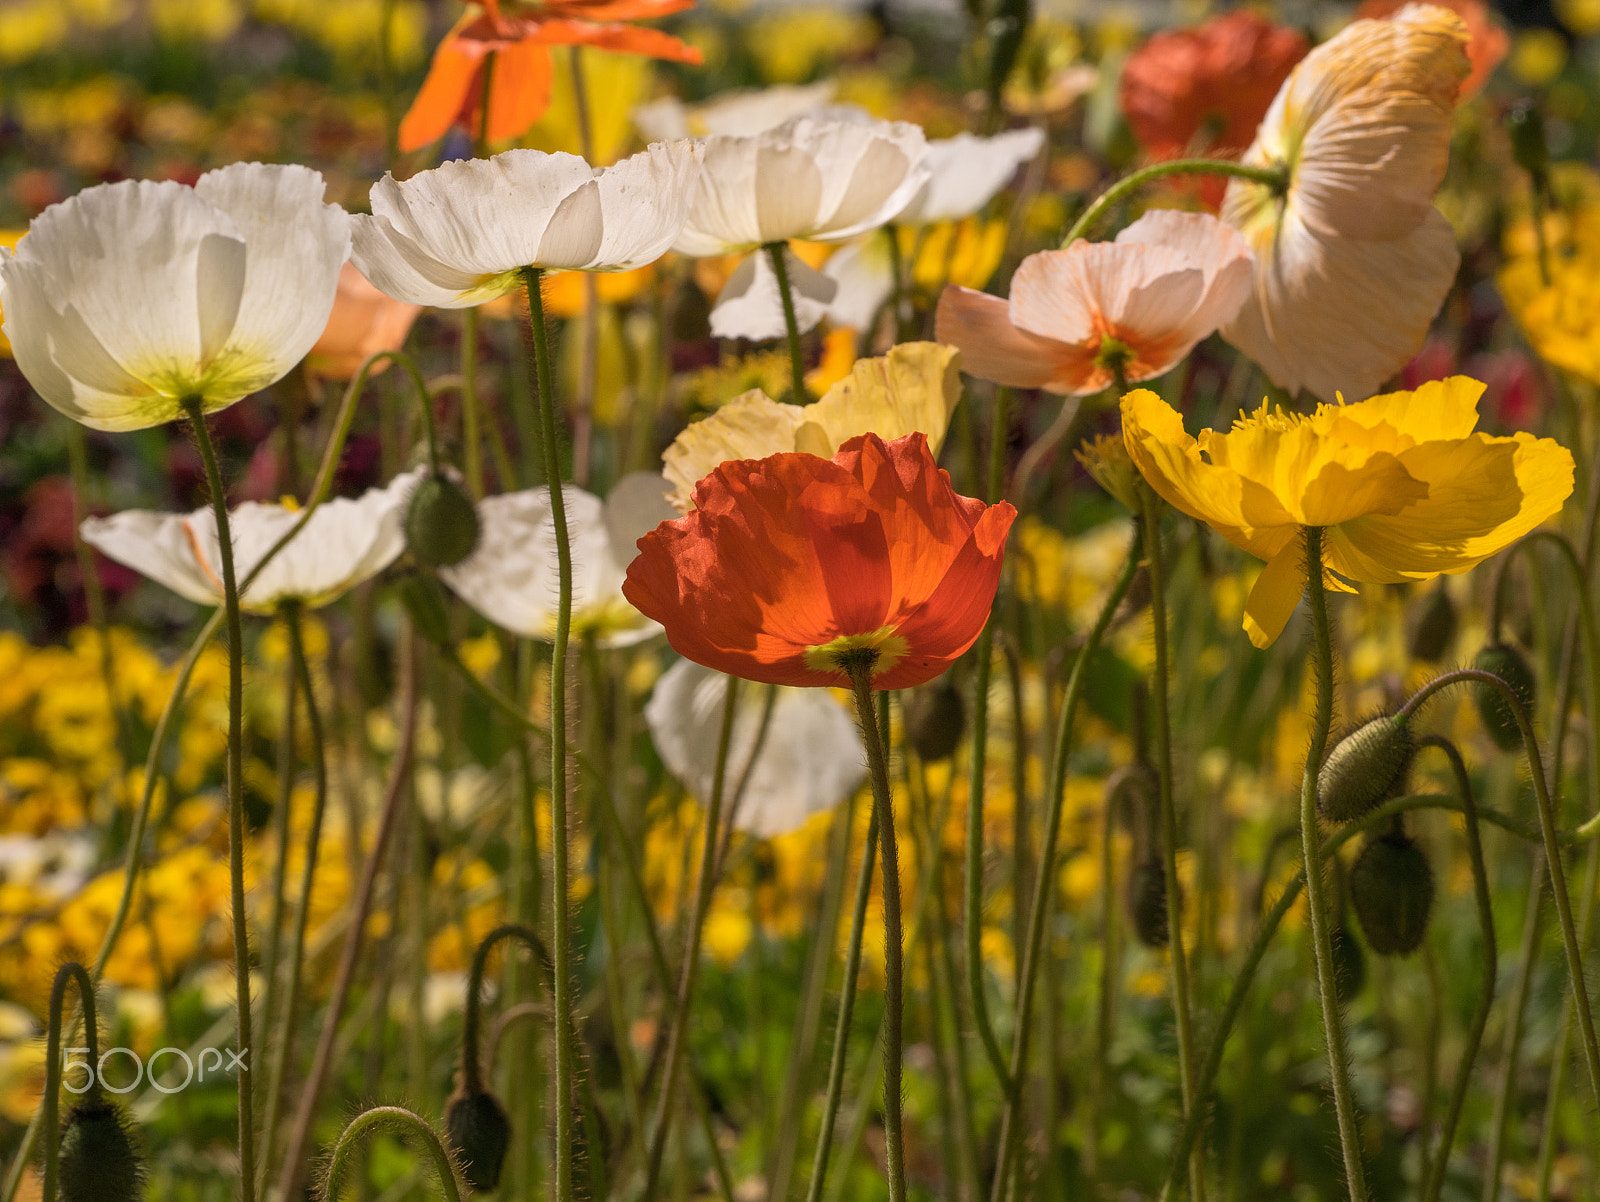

{"left": 804, "top": 625, "right": 908, "bottom": 679}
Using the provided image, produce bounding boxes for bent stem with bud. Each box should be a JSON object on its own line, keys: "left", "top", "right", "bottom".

{"left": 42, "top": 963, "right": 99, "bottom": 1202}
{"left": 324, "top": 1107, "right": 464, "bottom": 1202}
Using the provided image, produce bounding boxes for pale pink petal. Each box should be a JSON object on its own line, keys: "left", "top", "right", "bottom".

{"left": 934, "top": 285, "right": 1086, "bottom": 392}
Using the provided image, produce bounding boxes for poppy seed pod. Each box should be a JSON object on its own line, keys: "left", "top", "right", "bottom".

{"left": 1349, "top": 832, "right": 1434, "bottom": 956}
{"left": 904, "top": 680, "right": 966, "bottom": 761}
{"left": 1405, "top": 583, "right": 1458, "bottom": 662}
{"left": 59, "top": 1098, "right": 144, "bottom": 1202}
{"left": 444, "top": 1086, "right": 513, "bottom": 1193}
{"left": 1126, "top": 859, "right": 1169, "bottom": 949}
{"left": 405, "top": 473, "right": 480, "bottom": 568}
{"left": 1472, "top": 643, "right": 1537, "bottom": 751}
{"left": 1317, "top": 715, "right": 1414, "bottom": 823}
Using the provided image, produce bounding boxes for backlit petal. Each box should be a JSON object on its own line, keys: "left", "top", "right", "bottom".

{"left": 708, "top": 247, "right": 835, "bottom": 340}
{"left": 934, "top": 285, "right": 1084, "bottom": 392}
{"left": 1242, "top": 540, "right": 1306, "bottom": 648}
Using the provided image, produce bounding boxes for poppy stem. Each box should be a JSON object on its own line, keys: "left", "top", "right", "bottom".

{"left": 845, "top": 664, "right": 905, "bottom": 1202}
{"left": 643, "top": 677, "right": 741, "bottom": 1201}
{"left": 989, "top": 526, "right": 1142, "bottom": 1199}
{"left": 1299, "top": 525, "right": 1369, "bottom": 1202}
{"left": 41, "top": 962, "right": 99, "bottom": 1202}
{"left": 517, "top": 264, "right": 580, "bottom": 1202}
{"left": 258, "top": 602, "right": 330, "bottom": 1192}
{"left": 323, "top": 1106, "right": 464, "bottom": 1202}
{"left": 182, "top": 396, "right": 256, "bottom": 1202}
{"left": 1062, "top": 158, "right": 1287, "bottom": 247}
{"left": 765, "top": 241, "right": 809, "bottom": 403}
{"left": 463, "top": 925, "right": 550, "bottom": 1095}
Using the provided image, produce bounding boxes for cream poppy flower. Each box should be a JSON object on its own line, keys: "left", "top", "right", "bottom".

{"left": 935, "top": 209, "right": 1252, "bottom": 396}
{"left": 0, "top": 163, "right": 350, "bottom": 432}
{"left": 645, "top": 658, "right": 866, "bottom": 838}
{"left": 79, "top": 469, "right": 424, "bottom": 613}
{"left": 824, "top": 128, "right": 1044, "bottom": 330}
{"left": 350, "top": 142, "right": 703, "bottom": 310}
{"left": 661, "top": 342, "right": 961, "bottom": 510}
{"left": 1219, "top": 4, "right": 1471, "bottom": 402}
{"left": 632, "top": 81, "right": 840, "bottom": 141}
{"left": 673, "top": 114, "right": 929, "bottom": 340}
{"left": 441, "top": 471, "right": 676, "bottom": 646}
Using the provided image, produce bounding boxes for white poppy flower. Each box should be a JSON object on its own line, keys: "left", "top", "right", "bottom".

{"left": 350, "top": 142, "right": 704, "bottom": 311}
{"left": 79, "top": 469, "right": 424, "bottom": 613}
{"left": 0, "top": 163, "right": 350, "bottom": 432}
{"left": 441, "top": 471, "right": 676, "bottom": 647}
{"left": 632, "top": 81, "right": 840, "bottom": 142}
{"left": 645, "top": 658, "right": 866, "bottom": 838}
{"left": 895, "top": 128, "right": 1044, "bottom": 226}
{"left": 1220, "top": 4, "right": 1470, "bottom": 401}
{"left": 709, "top": 246, "right": 838, "bottom": 341}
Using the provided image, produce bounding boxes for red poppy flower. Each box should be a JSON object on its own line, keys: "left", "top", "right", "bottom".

{"left": 400, "top": 0, "right": 703, "bottom": 153}
{"left": 623, "top": 432, "right": 1016, "bottom": 690}
{"left": 1118, "top": 11, "right": 1307, "bottom": 207}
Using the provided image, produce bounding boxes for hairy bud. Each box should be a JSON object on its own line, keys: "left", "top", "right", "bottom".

{"left": 903, "top": 680, "right": 966, "bottom": 761}
{"left": 1331, "top": 925, "right": 1367, "bottom": 1003}
{"left": 1125, "top": 859, "right": 1169, "bottom": 949}
{"left": 1349, "top": 832, "right": 1434, "bottom": 956}
{"left": 405, "top": 473, "right": 480, "bottom": 568}
{"left": 1472, "top": 643, "right": 1537, "bottom": 751}
{"left": 1317, "top": 715, "right": 1414, "bottom": 824}
{"left": 59, "top": 1099, "right": 143, "bottom": 1202}
{"left": 444, "top": 1086, "right": 513, "bottom": 1193}
{"left": 1405, "top": 584, "right": 1457, "bottom": 663}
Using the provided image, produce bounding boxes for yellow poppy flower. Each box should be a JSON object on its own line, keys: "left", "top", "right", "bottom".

{"left": 1498, "top": 250, "right": 1600, "bottom": 385}
{"left": 1121, "top": 377, "right": 1575, "bottom": 648}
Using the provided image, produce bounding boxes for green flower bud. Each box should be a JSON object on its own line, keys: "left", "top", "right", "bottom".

{"left": 1349, "top": 832, "right": 1434, "bottom": 956}
{"left": 1317, "top": 715, "right": 1414, "bottom": 824}
{"left": 1508, "top": 101, "right": 1550, "bottom": 186}
{"left": 903, "top": 680, "right": 966, "bottom": 761}
{"left": 396, "top": 573, "right": 453, "bottom": 646}
{"left": 1125, "top": 858, "right": 1169, "bottom": 949}
{"left": 1331, "top": 925, "right": 1367, "bottom": 1003}
{"left": 1405, "top": 584, "right": 1457, "bottom": 663}
{"left": 444, "top": 1086, "right": 513, "bottom": 1193}
{"left": 405, "top": 473, "right": 480, "bottom": 568}
{"left": 1472, "top": 643, "right": 1537, "bottom": 751}
{"left": 59, "top": 1099, "right": 143, "bottom": 1202}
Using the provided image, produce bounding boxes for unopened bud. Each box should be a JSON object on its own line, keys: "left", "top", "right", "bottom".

{"left": 406, "top": 473, "right": 480, "bottom": 568}
{"left": 1508, "top": 101, "right": 1550, "bottom": 187}
{"left": 1317, "top": 715, "right": 1414, "bottom": 824}
{"left": 1472, "top": 643, "right": 1536, "bottom": 751}
{"left": 59, "top": 1099, "right": 144, "bottom": 1202}
{"left": 445, "top": 1086, "right": 513, "bottom": 1193}
{"left": 1125, "top": 859, "right": 1169, "bottom": 949}
{"left": 1349, "top": 831, "right": 1434, "bottom": 956}
{"left": 396, "top": 573, "right": 453, "bottom": 646}
{"left": 1331, "top": 925, "right": 1367, "bottom": 1003}
{"left": 1405, "top": 584, "right": 1457, "bottom": 663}
{"left": 903, "top": 680, "right": 966, "bottom": 761}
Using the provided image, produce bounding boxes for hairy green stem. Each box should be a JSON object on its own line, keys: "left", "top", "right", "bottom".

{"left": 324, "top": 1107, "right": 464, "bottom": 1202}
{"left": 41, "top": 963, "right": 99, "bottom": 1202}
{"left": 765, "top": 241, "right": 809, "bottom": 404}
{"left": 1062, "top": 159, "right": 1287, "bottom": 246}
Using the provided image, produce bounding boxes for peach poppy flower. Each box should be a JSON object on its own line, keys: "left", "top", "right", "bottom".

{"left": 1357, "top": 0, "right": 1506, "bottom": 96}
{"left": 305, "top": 262, "right": 424, "bottom": 381}
{"left": 399, "top": 0, "right": 703, "bottom": 153}
{"left": 934, "top": 209, "right": 1251, "bottom": 396}
{"left": 622, "top": 431, "right": 1015, "bottom": 690}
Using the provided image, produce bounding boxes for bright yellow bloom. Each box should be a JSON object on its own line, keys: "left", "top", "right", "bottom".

{"left": 1121, "top": 377, "right": 1575, "bottom": 648}
{"left": 1499, "top": 250, "right": 1600, "bottom": 384}
{"left": 0, "top": 232, "right": 21, "bottom": 358}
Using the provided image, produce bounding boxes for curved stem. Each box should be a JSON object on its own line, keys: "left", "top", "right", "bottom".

{"left": 847, "top": 666, "right": 905, "bottom": 1202}
{"left": 764, "top": 241, "right": 809, "bottom": 404}
{"left": 42, "top": 963, "right": 99, "bottom": 1202}
{"left": 181, "top": 397, "right": 256, "bottom": 1202}
{"left": 642, "top": 678, "right": 741, "bottom": 1201}
{"left": 258, "top": 603, "right": 331, "bottom": 1187}
{"left": 463, "top": 924, "right": 549, "bottom": 1092}
{"left": 518, "top": 265, "right": 579, "bottom": 1202}
{"left": 804, "top": 804, "right": 879, "bottom": 1202}
{"left": 1299, "top": 526, "right": 1368, "bottom": 1202}
{"left": 1414, "top": 738, "right": 1497, "bottom": 1202}
{"left": 990, "top": 528, "right": 1142, "bottom": 1195}
{"left": 323, "top": 1106, "right": 464, "bottom": 1202}
{"left": 1398, "top": 668, "right": 1600, "bottom": 1107}
{"left": 1062, "top": 159, "right": 1287, "bottom": 246}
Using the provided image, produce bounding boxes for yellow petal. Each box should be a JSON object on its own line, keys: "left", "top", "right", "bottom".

{"left": 1333, "top": 375, "right": 1485, "bottom": 446}
{"left": 661, "top": 389, "right": 809, "bottom": 511}
{"left": 1243, "top": 541, "right": 1307, "bottom": 649}
{"left": 802, "top": 341, "right": 963, "bottom": 457}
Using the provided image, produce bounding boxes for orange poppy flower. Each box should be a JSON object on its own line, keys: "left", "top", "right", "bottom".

{"left": 622, "top": 432, "right": 1016, "bottom": 690}
{"left": 400, "top": 0, "right": 703, "bottom": 153}
{"left": 1119, "top": 11, "right": 1307, "bottom": 207}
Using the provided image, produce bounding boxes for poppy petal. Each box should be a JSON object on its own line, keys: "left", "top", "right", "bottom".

{"left": 399, "top": 32, "right": 488, "bottom": 152}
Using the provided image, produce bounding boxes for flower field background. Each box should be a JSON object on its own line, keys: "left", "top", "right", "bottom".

{"left": 0, "top": 2, "right": 1599, "bottom": 1201}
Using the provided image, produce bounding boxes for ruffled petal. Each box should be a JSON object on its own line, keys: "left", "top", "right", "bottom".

{"left": 1242, "top": 540, "right": 1306, "bottom": 648}
{"left": 934, "top": 285, "right": 1086, "bottom": 393}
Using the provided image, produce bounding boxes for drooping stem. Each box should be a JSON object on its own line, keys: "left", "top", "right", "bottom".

{"left": 181, "top": 396, "right": 256, "bottom": 1202}
{"left": 989, "top": 528, "right": 1142, "bottom": 1196}
{"left": 1062, "top": 158, "right": 1287, "bottom": 246}
{"left": 765, "top": 241, "right": 809, "bottom": 404}
{"left": 1414, "top": 737, "right": 1497, "bottom": 1202}
{"left": 41, "top": 962, "right": 99, "bottom": 1202}
{"left": 258, "top": 602, "right": 331, "bottom": 1187}
{"left": 642, "top": 677, "right": 741, "bottom": 1201}
{"left": 1299, "top": 526, "right": 1368, "bottom": 1202}
{"left": 517, "top": 265, "right": 580, "bottom": 1202}
{"left": 805, "top": 801, "right": 880, "bottom": 1202}
{"left": 846, "top": 662, "right": 905, "bottom": 1202}
{"left": 323, "top": 1106, "right": 464, "bottom": 1202}
{"left": 463, "top": 925, "right": 548, "bottom": 1093}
